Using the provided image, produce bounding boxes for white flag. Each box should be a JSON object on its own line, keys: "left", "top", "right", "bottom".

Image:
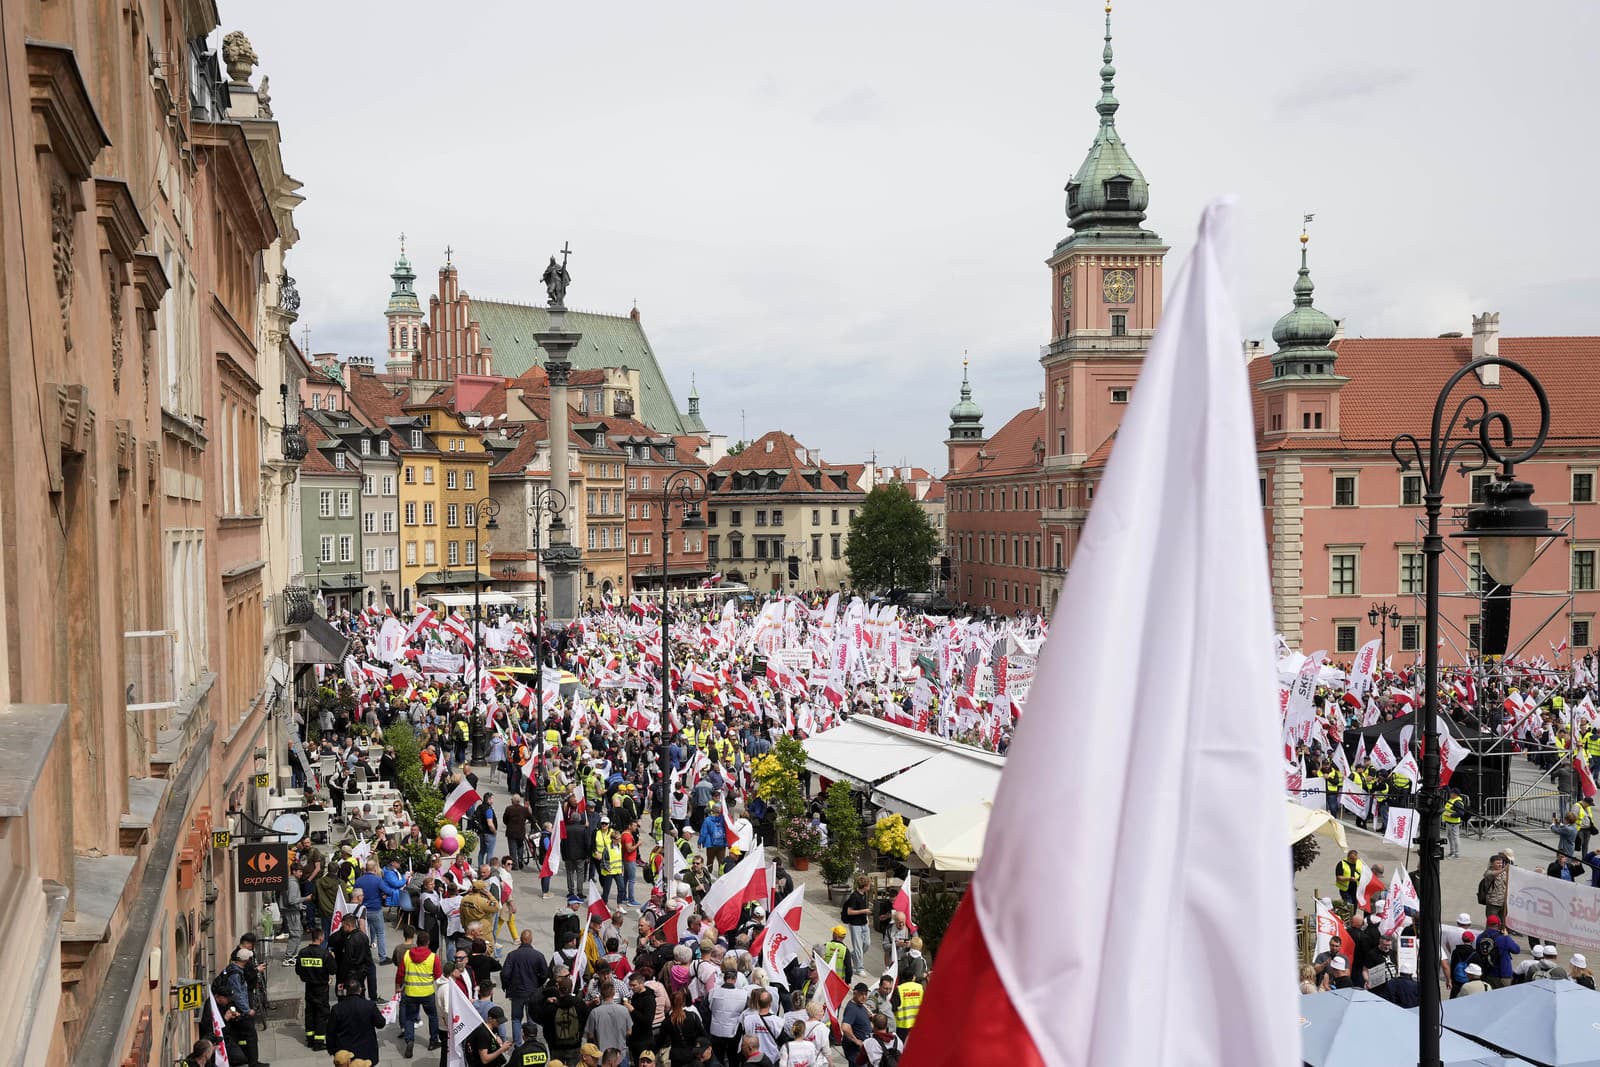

{"left": 897, "top": 202, "right": 1300, "bottom": 1067}
{"left": 445, "top": 978, "right": 488, "bottom": 1067}
{"left": 1384, "top": 807, "right": 1418, "bottom": 848}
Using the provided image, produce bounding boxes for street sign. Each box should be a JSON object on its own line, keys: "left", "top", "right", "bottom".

{"left": 236, "top": 842, "right": 289, "bottom": 893}
{"left": 211, "top": 830, "right": 231, "bottom": 850}
{"left": 174, "top": 981, "right": 205, "bottom": 1012}
{"left": 253, "top": 772, "right": 270, "bottom": 788}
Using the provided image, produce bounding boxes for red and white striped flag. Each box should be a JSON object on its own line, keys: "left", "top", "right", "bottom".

{"left": 540, "top": 808, "right": 564, "bottom": 880}
{"left": 901, "top": 204, "right": 1299, "bottom": 1067}
{"left": 585, "top": 879, "right": 612, "bottom": 923}
{"left": 812, "top": 948, "right": 852, "bottom": 1023}
{"left": 700, "top": 845, "right": 768, "bottom": 933}
{"left": 441, "top": 779, "right": 480, "bottom": 825}
{"left": 892, "top": 875, "right": 918, "bottom": 935}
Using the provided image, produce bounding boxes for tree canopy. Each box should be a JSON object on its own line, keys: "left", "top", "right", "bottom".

{"left": 845, "top": 484, "right": 940, "bottom": 592}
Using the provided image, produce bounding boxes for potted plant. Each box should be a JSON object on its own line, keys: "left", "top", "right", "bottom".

{"left": 819, "top": 782, "right": 863, "bottom": 890}
{"left": 780, "top": 816, "right": 823, "bottom": 870}
{"left": 869, "top": 813, "right": 912, "bottom": 868}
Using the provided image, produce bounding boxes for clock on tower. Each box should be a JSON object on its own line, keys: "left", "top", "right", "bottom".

{"left": 1102, "top": 268, "right": 1135, "bottom": 304}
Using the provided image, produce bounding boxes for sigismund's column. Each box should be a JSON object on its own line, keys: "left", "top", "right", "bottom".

{"left": 535, "top": 247, "right": 582, "bottom": 620}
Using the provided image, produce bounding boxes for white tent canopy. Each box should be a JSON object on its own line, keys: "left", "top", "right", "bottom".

{"left": 802, "top": 720, "right": 933, "bottom": 787}
{"left": 871, "top": 749, "right": 1005, "bottom": 820}
{"left": 908, "top": 800, "right": 991, "bottom": 873}
{"left": 909, "top": 798, "right": 1348, "bottom": 874}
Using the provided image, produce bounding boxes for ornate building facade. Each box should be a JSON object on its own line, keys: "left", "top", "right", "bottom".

{"left": 0, "top": 9, "right": 310, "bottom": 1066}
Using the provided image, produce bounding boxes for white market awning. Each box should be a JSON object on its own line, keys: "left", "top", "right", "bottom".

{"left": 802, "top": 720, "right": 935, "bottom": 787}
{"left": 907, "top": 800, "right": 991, "bottom": 873}
{"left": 870, "top": 749, "right": 1006, "bottom": 820}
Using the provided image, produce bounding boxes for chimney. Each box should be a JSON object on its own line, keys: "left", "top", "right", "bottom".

{"left": 1242, "top": 339, "right": 1265, "bottom": 361}
{"left": 629, "top": 303, "right": 641, "bottom": 322}
{"left": 1331, "top": 318, "right": 1345, "bottom": 342}
{"left": 1472, "top": 312, "right": 1500, "bottom": 386}
{"left": 1038, "top": 391, "right": 1046, "bottom": 411}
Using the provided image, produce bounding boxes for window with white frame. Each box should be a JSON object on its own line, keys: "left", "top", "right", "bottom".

{"left": 423, "top": 541, "right": 436, "bottom": 565}
{"left": 447, "top": 470, "right": 458, "bottom": 490}
{"left": 464, "top": 471, "right": 475, "bottom": 490}
{"left": 1400, "top": 551, "right": 1424, "bottom": 594}
{"left": 1575, "top": 471, "right": 1595, "bottom": 504}
{"left": 383, "top": 547, "right": 397, "bottom": 570}
{"left": 363, "top": 476, "right": 376, "bottom": 495}
{"left": 363, "top": 512, "right": 376, "bottom": 534}
{"left": 382, "top": 475, "right": 395, "bottom": 495}
{"left": 338, "top": 490, "right": 353, "bottom": 517}
{"left": 464, "top": 541, "right": 476, "bottom": 564}
{"left": 588, "top": 527, "right": 597, "bottom": 550}
{"left": 423, "top": 466, "right": 434, "bottom": 485}
{"left": 364, "top": 548, "right": 377, "bottom": 571}
{"left": 464, "top": 504, "right": 476, "bottom": 527}
{"left": 447, "top": 541, "right": 459, "bottom": 566}
{"left": 339, "top": 535, "right": 354, "bottom": 563}
{"left": 383, "top": 511, "right": 396, "bottom": 533}
{"left": 319, "top": 490, "right": 333, "bottom": 518}
{"left": 446, "top": 504, "right": 458, "bottom": 527}
{"left": 320, "top": 535, "right": 334, "bottom": 563}
{"left": 1333, "top": 474, "right": 1357, "bottom": 507}
{"left": 405, "top": 542, "right": 418, "bottom": 566}
{"left": 404, "top": 502, "right": 416, "bottom": 525}
{"left": 423, "top": 502, "right": 434, "bottom": 525}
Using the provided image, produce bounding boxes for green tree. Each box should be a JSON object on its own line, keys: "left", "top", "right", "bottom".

{"left": 820, "top": 781, "right": 863, "bottom": 885}
{"left": 845, "top": 484, "right": 940, "bottom": 592}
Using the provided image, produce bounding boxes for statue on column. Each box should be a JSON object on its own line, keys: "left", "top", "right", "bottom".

{"left": 541, "top": 251, "right": 571, "bottom": 308}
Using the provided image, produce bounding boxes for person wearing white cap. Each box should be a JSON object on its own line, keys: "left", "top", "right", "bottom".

{"left": 1327, "top": 955, "right": 1353, "bottom": 990}
{"left": 1458, "top": 963, "right": 1492, "bottom": 997}
{"left": 1570, "top": 953, "right": 1594, "bottom": 990}
{"left": 1516, "top": 944, "right": 1547, "bottom": 980}
{"left": 1441, "top": 912, "right": 1476, "bottom": 954}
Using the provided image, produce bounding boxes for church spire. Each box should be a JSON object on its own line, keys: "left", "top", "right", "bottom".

{"left": 1061, "top": 3, "right": 1157, "bottom": 244}
{"left": 947, "top": 355, "right": 984, "bottom": 441}
{"left": 387, "top": 235, "right": 420, "bottom": 314}
{"left": 1270, "top": 230, "right": 1340, "bottom": 376}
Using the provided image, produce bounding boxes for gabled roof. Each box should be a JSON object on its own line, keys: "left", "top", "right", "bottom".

{"left": 1249, "top": 336, "right": 1600, "bottom": 450}
{"left": 947, "top": 407, "right": 1045, "bottom": 481}
{"left": 299, "top": 418, "right": 359, "bottom": 477}
{"left": 709, "top": 430, "right": 860, "bottom": 496}
{"left": 471, "top": 300, "right": 689, "bottom": 434}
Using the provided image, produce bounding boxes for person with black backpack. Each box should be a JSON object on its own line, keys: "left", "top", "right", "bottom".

{"left": 862, "top": 1013, "right": 903, "bottom": 1067}
{"left": 476, "top": 792, "right": 500, "bottom": 867}
{"left": 538, "top": 974, "right": 589, "bottom": 1064}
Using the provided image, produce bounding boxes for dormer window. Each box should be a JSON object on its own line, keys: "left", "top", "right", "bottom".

{"left": 410, "top": 429, "right": 423, "bottom": 449}
{"left": 1105, "top": 178, "right": 1132, "bottom": 203}
{"left": 1066, "top": 183, "right": 1080, "bottom": 212}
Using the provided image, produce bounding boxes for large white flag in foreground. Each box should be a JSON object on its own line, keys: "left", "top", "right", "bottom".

{"left": 903, "top": 202, "right": 1300, "bottom": 1067}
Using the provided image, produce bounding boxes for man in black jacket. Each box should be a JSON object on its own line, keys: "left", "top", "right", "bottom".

{"left": 326, "top": 986, "right": 386, "bottom": 1063}
{"left": 328, "top": 913, "right": 374, "bottom": 998}
{"left": 562, "top": 812, "right": 593, "bottom": 900}
{"left": 294, "top": 925, "right": 336, "bottom": 1049}
{"left": 625, "top": 972, "right": 657, "bottom": 1065}
{"left": 503, "top": 929, "right": 551, "bottom": 1036}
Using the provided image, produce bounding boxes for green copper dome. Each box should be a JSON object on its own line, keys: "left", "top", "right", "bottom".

{"left": 1271, "top": 240, "right": 1338, "bottom": 353}
{"left": 948, "top": 360, "right": 984, "bottom": 438}
{"left": 1064, "top": 7, "right": 1151, "bottom": 233}
{"left": 386, "top": 248, "right": 420, "bottom": 316}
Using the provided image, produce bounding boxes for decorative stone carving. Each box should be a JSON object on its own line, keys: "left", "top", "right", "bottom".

{"left": 220, "top": 32, "right": 257, "bottom": 84}
{"left": 545, "top": 359, "right": 571, "bottom": 387}
{"left": 256, "top": 76, "right": 273, "bottom": 118}
{"left": 51, "top": 181, "right": 75, "bottom": 353}
{"left": 107, "top": 258, "right": 124, "bottom": 392}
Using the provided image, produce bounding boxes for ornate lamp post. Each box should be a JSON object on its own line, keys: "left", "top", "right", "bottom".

{"left": 1391, "top": 356, "right": 1562, "bottom": 1067}
{"left": 1367, "top": 601, "right": 1401, "bottom": 665}
{"left": 526, "top": 485, "right": 567, "bottom": 775}
{"left": 659, "top": 469, "right": 707, "bottom": 820}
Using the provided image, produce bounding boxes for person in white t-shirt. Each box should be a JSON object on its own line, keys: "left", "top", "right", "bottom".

{"left": 1441, "top": 912, "right": 1476, "bottom": 954}
{"left": 777, "top": 1018, "right": 818, "bottom": 1066}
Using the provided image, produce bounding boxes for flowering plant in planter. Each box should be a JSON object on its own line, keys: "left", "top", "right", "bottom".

{"left": 781, "top": 816, "right": 823, "bottom": 860}
{"left": 869, "top": 813, "right": 911, "bottom": 860}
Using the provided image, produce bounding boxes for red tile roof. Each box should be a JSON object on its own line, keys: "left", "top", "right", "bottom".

{"left": 709, "top": 431, "right": 858, "bottom": 496}
{"left": 1249, "top": 337, "right": 1600, "bottom": 450}
{"left": 947, "top": 407, "right": 1045, "bottom": 481}
{"left": 922, "top": 480, "right": 947, "bottom": 502}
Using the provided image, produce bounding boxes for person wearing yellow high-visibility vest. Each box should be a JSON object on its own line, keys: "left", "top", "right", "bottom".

{"left": 1583, "top": 726, "right": 1600, "bottom": 779}
{"left": 592, "top": 816, "right": 622, "bottom": 907}
{"left": 891, "top": 972, "right": 924, "bottom": 1040}
{"left": 397, "top": 931, "right": 443, "bottom": 1057}
{"left": 1442, "top": 786, "right": 1472, "bottom": 859}
{"left": 1334, "top": 850, "right": 1364, "bottom": 908}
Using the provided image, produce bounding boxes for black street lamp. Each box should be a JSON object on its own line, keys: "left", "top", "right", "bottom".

{"left": 659, "top": 469, "right": 707, "bottom": 822}
{"left": 1391, "top": 356, "right": 1562, "bottom": 1067}
{"left": 1367, "top": 600, "right": 1401, "bottom": 665}
{"left": 526, "top": 484, "right": 567, "bottom": 778}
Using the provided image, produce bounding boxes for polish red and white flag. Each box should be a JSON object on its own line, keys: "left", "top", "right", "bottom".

{"left": 813, "top": 948, "right": 852, "bottom": 1023}
{"left": 441, "top": 779, "right": 481, "bottom": 825}
{"left": 700, "top": 845, "right": 769, "bottom": 933}
{"left": 893, "top": 876, "right": 918, "bottom": 935}
{"left": 658, "top": 898, "right": 693, "bottom": 944}
{"left": 540, "top": 808, "right": 564, "bottom": 880}
{"left": 585, "top": 880, "right": 613, "bottom": 923}
{"left": 899, "top": 204, "right": 1299, "bottom": 1067}
{"left": 752, "top": 884, "right": 805, "bottom": 957}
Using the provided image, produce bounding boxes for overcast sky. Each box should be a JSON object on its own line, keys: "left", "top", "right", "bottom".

{"left": 236, "top": 1, "right": 1599, "bottom": 473}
